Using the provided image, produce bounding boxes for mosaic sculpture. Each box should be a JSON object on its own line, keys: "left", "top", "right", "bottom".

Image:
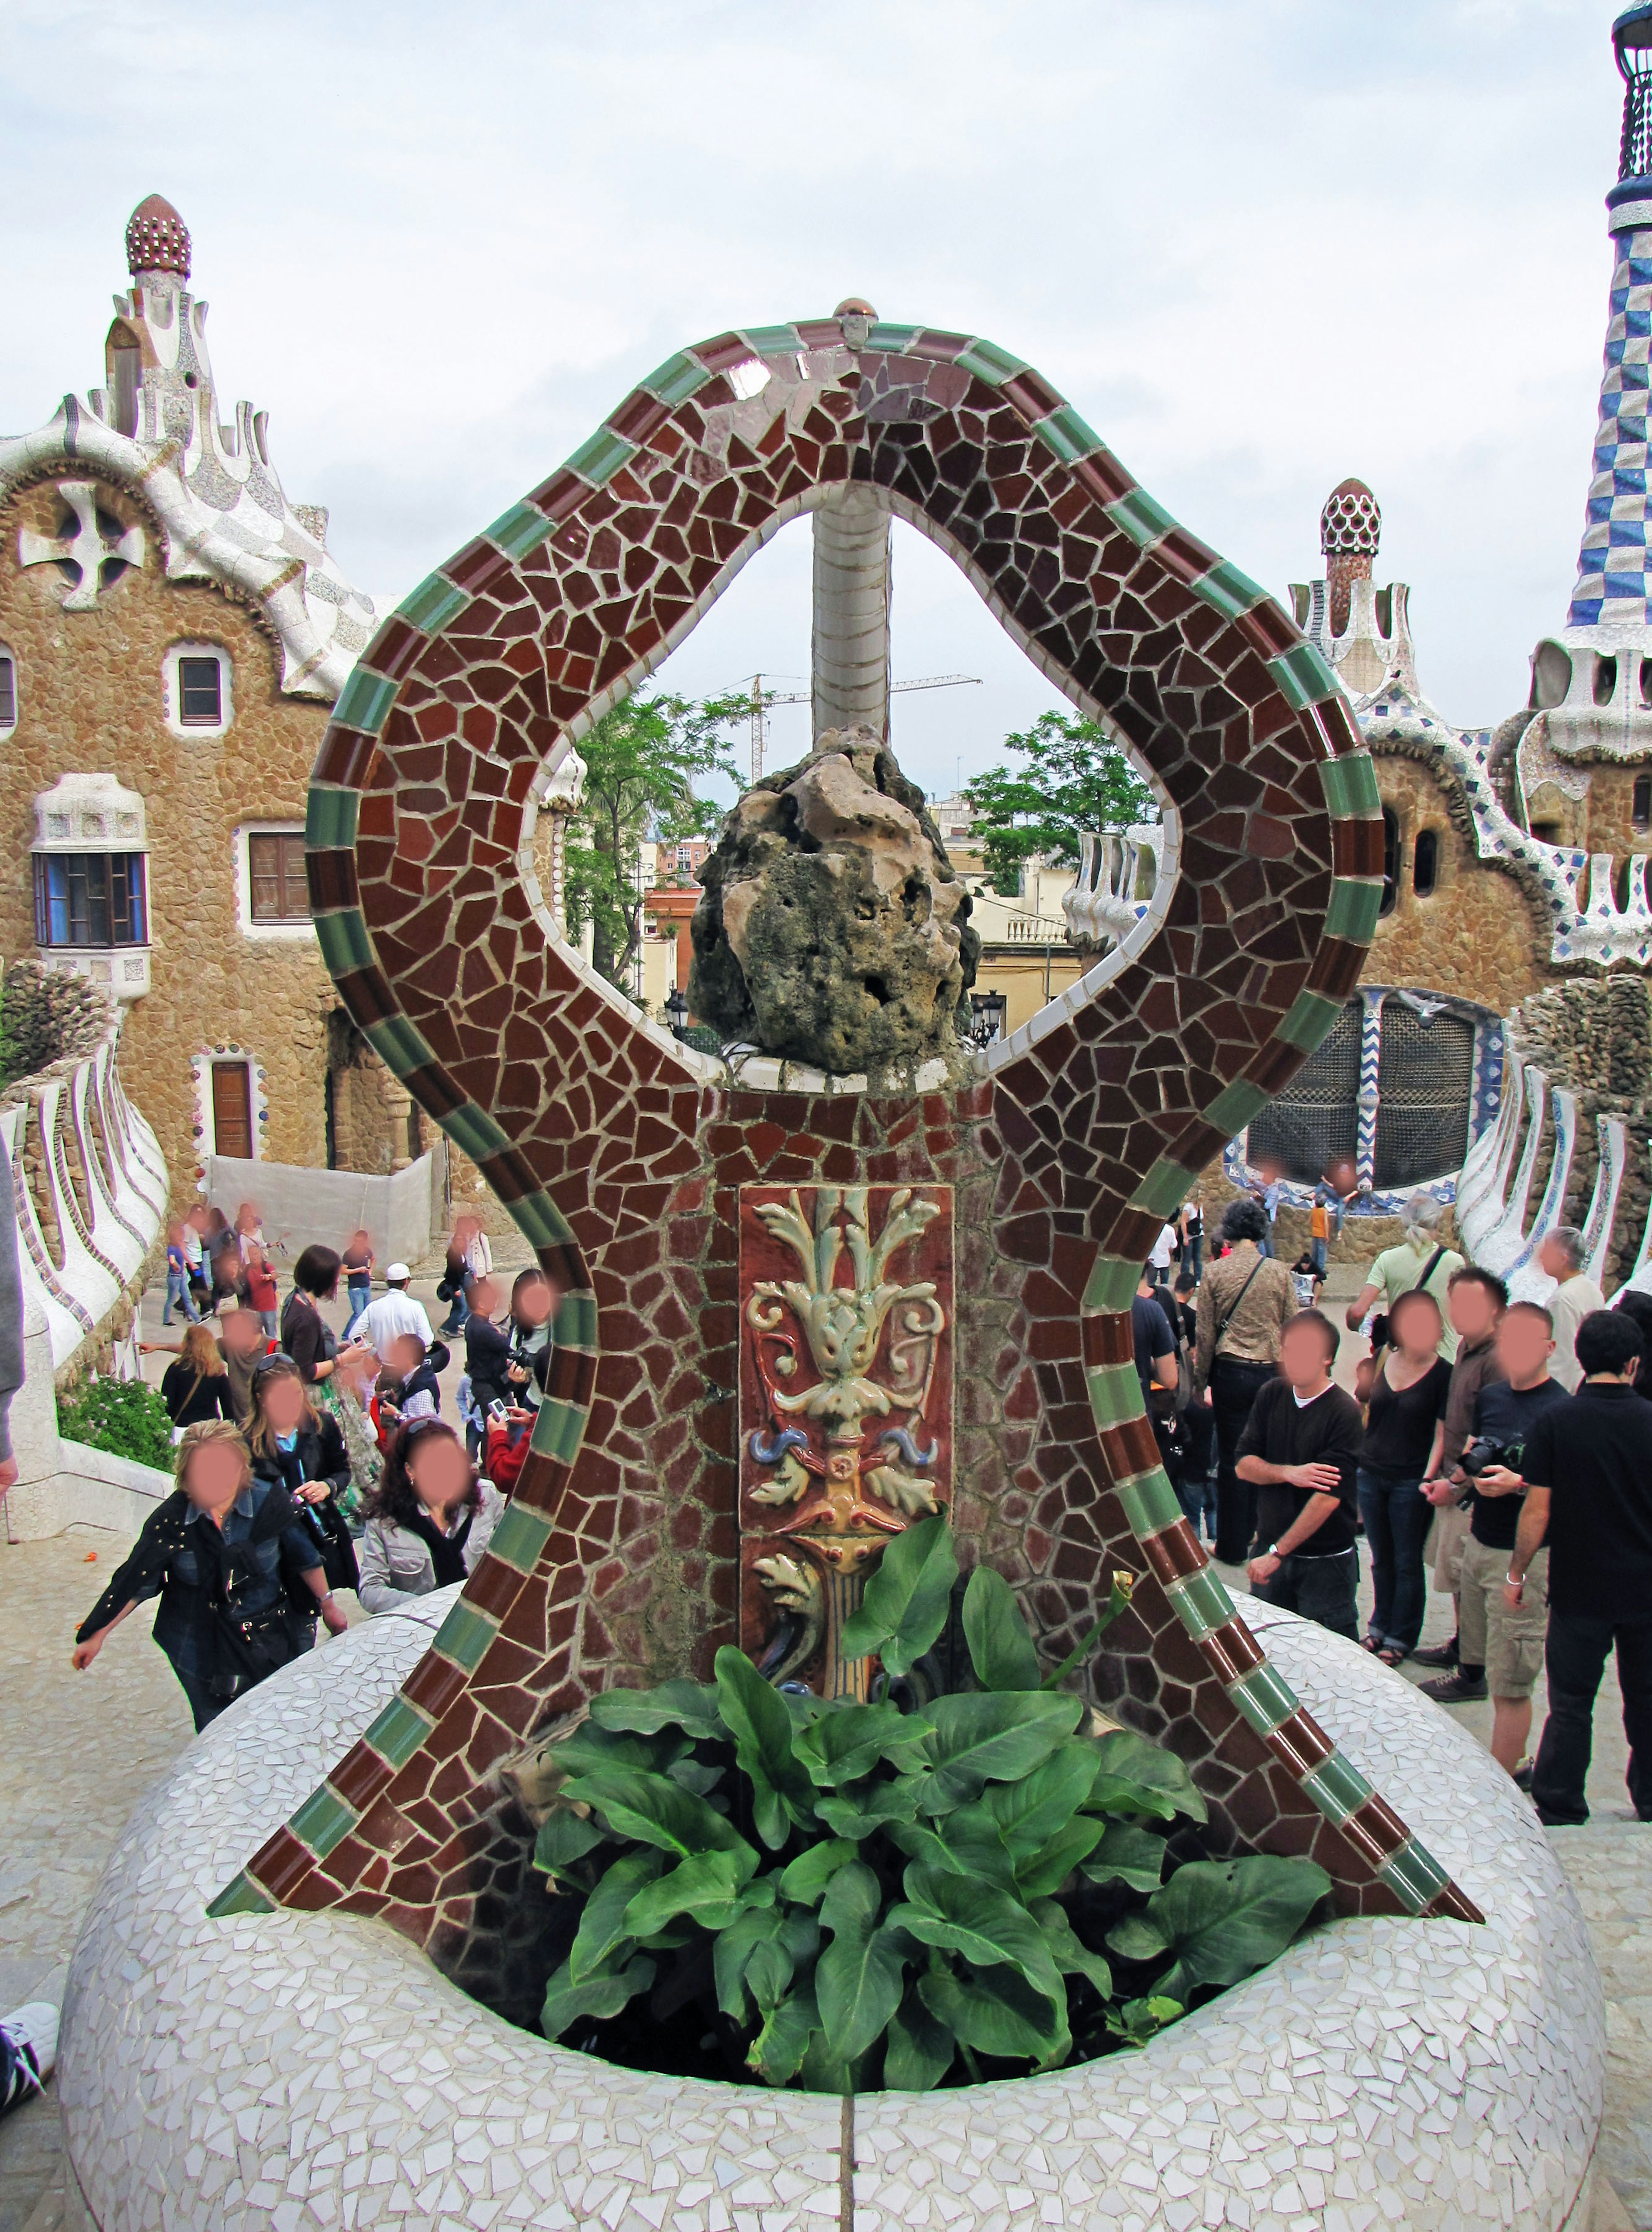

{"left": 210, "top": 305, "right": 1479, "bottom": 2001}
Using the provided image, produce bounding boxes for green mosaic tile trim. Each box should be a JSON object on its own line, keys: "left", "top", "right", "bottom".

{"left": 1226, "top": 1662, "right": 1299, "bottom": 1737}
{"left": 643, "top": 351, "right": 713, "bottom": 407}
{"left": 1033, "top": 404, "right": 1102, "bottom": 466}
{"left": 509, "top": 1189, "right": 579, "bottom": 1252}
{"left": 332, "top": 668, "right": 398, "bottom": 738}
{"left": 362, "top": 1014, "right": 438, "bottom": 1080}
{"left": 567, "top": 427, "right": 637, "bottom": 487}
{"left": 1082, "top": 1253, "right": 1141, "bottom": 1314}
{"left": 1105, "top": 487, "right": 1177, "bottom": 552}
{"left": 314, "top": 908, "right": 376, "bottom": 979}
{"left": 288, "top": 1783, "right": 359, "bottom": 1862}
{"left": 1162, "top": 1565, "right": 1235, "bottom": 1642}
{"left": 1131, "top": 1155, "right": 1198, "bottom": 1221}
{"left": 440, "top": 1101, "right": 515, "bottom": 1165}
{"left": 1379, "top": 1837, "right": 1451, "bottom": 1914}
{"left": 1267, "top": 640, "right": 1339, "bottom": 713}
{"left": 1318, "top": 750, "right": 1381, "bottom": 820}
{"left": 1203, "top": 1077, "right": 1274, "bottom": 1136}
{"left": 743, "top": 323, "right": 804, "bottom": 357}
{"left": 863, "top": 323, "right": 922, "bottom": 353}
{"left": 1276, "top": 987, "right": 1345, "bottom": 1054}
{"left": 1190, "top": 558, "right": 1268, "bottom": 625}
{"left": 305, "top": 787, "right": 359, "bottom": 851}
{"left": 399, "top": 572, "right": 473, "bottom": 636}
{"left": 1324, "top": 876, "right": 1384, "bottom": 946}
{"left": 433, "top": 1599, "right": 499, "bottom": 1674}
{"left": 553, "top": 1287, "right": 599, "bottom": 1352}
{"left": 205, "top": 1871, "right": 275, "bottom": 1920}
{"left": 1299, "top": 1750, "right": 1374, "bottom": 1825}
{"left": 488, "top": 1501, "right": 556, "bottom": 1575}
{"left": 1112, "top": 1465, "right": 1183, "bottom": 1541}
{"left": 363, "top": 1692, "right": 438, "bottom": 1773}
{"left": 531, "top": 1395, "right": 589, "bottom": 1467}
{"left": 955, "top": 336, "right": 1027, "bottom": 386}
{"left": 1084, "top": 1362, "right": 1141, "bottom": 1431}
{"left": 487, "top": 501, "right": 555, "bottom": 561}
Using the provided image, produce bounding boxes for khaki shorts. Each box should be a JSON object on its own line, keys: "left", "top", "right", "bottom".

{"left": 1458, "top": 1532, "right": 1549, "bottom": 1699}
{"left": 1431, "top": 1499, "right": 1473, "bottom": 1593}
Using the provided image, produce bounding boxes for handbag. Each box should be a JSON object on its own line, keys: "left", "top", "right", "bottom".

{"left": 197, "top": 1489, "right": 306, "bottom": 1700}
{"left": 299, "top": 1494, "right": 360, "bottom": 1596}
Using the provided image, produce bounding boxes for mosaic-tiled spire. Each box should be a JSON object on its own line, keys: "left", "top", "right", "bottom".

{"left": 1568, "top": 8, "right": 1652, "bottom": 630}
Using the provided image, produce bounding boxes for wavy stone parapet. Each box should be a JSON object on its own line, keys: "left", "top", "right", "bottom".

{"left": 59, "top": 1591, "right": 1602, "bottom": 2232}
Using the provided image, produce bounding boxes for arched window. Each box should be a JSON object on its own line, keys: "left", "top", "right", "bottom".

{"left": 1373, "top": 1005, "right": 1476, "bottom": 1189}
{"left": 1379, "top": 808, "right": 1399, "bottom": 916}
{"left": 1245, "top": 1001, "right": 1362, "bottom": 1185}
{"left": 1413, "top": 828, "right": 1439, "bottom": 897}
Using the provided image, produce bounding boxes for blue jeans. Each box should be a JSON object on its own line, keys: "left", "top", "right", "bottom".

{"left": 1310, "top": 1237, "right": 1328, "bottom": 1276}
{"left": 162, "top": 1270, "right": 199, "bottom": 1325}
{"left": 1185, "top": 1236, "right": 1202, "bottom": 1282}
{"left": 342, "top": 1277, "right": 372, "bottom": 1339}
{"left": 1356, "top": 1467, "right": 1432, "bottom": 1652}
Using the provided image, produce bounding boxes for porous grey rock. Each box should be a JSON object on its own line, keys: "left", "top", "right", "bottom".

{"left": 690, "top": 725, "right": 979, "bottom": 1075}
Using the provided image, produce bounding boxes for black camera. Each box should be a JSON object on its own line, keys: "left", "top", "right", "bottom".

{"left": 1460, "top": 1437, "right": 1524, "bottom": 1480}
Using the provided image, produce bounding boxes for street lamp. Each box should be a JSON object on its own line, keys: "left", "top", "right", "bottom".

{"left": 969, "top": 990, "right": 1007, "bottom": 1045}
{"left": 665, "top": 986, "right": 688, "bottom": 1040}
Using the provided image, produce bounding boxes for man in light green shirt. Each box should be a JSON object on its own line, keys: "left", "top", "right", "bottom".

{"left": 1344, "top": 1196, "right": 1464, "bottom": 1362}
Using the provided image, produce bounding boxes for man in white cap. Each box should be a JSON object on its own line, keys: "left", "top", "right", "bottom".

{"left": 360, "top": 1262, "right": 434, "bottom": 1363}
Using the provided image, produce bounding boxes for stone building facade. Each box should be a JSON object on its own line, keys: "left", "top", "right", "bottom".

{"left": 0, "top": 197, "right": 429, "bottom": 1208}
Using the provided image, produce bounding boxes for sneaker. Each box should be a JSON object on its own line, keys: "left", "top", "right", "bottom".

{"left": 1418, "top": 1671, "right": 1489, "bottom": 1703}
{"left": 1412, "top": 1637, "right": 1460, "bottom": 1669}
{"left": 0, "top": 2001, "right": 59, "bottom": 2110}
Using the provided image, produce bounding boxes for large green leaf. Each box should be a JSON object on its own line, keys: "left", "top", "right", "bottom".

{"left": 961, "top": 1566, "right": 1041, "bottom": 1691}
{"left": 888, "top": 1807, "right": 1018, "bottom": 1892}
{"left": 714, "top": 1646, "right": 817, "bottom": 1848}
{"left": 713, "top": 1905, "right": 787, "bottom": 2021}
{"left": 746, "top": 1979, "right": 820, "bottom": 2087}
{"left": 839, "top": 1515, "right": 957, "bottom": 1677}
{"left": 1027, "top": 1897, "right": 1112, "bottom": 1998}
{"left": 542, "top": 1950, "right": 656, "bottom": 2041}
{"left": 795, "top": 1702, "right": 933, "bottom": 1787}
{"left": 589, "top": 1678, "right": 726, "bottom": 1742}
{"left": 979, "top": 1743, "right": 1099, "bottom": 1854}
{"left": 918, "top": 1961, "right": 1070, "bottom": 2069}
{"left": 533, "top": 1806, "right": 607, "bottom": 1878}
{"left": 558, "top": 1768, "right": 755, "bottom": 1863}
{"left": 815, "top": 1781, "right": 919, "bottom": 1840}
{"left": 1081, "top": 1819, "right": 1168, "bottom": 1894}
{"left": 892, "top": 1866, "right": 1063, "bottom": 2007}
{"left": 621, "top": 1847, "right": 756, "bottom": 1939}
{"left": 883, "top": 1985, "right": 955, "bottom": 2090}
{"left": 568, "top": 1848, "right": 661, "bottom": 1981}
{"left": 777, "top": 1840, "right": 857, "bottom": 1907}
{"left": 911, "top": 1691, "right": 1082, "bottom": 1814}
{"left": 1012, "top": 1813, "right": 1104, "bottom": 1899}
{"left": 816, "top": 1861, "right": 911, "bottom": 2063}
{"left": 1108, "top": 1856, "right": 1330, "bottom": 1998}
{"left": 552, "top": 1721, "right": 692, "bottom": 1780}
{"left": 1084, "top": 1728, "right": 1208, "bottom": 1824}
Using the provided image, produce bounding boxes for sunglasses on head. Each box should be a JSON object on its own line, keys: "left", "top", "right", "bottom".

{"left": 252, "top": 1350, "right": 298, "bottom": 1378}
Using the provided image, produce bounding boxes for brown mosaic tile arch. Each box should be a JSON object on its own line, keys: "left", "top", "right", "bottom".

{"left": 211, "top": 308, "right": 1478, "bottom": 1960}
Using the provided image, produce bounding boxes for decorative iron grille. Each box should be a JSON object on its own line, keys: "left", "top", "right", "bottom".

{"left": 1245, "top": 999, "right": 1362, "bottom": 1186}
{"left": 1372, "top": 1004, "right": 1475, "bottom": 1189}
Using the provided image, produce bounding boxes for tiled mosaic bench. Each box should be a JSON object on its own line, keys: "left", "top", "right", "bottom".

{"left": 59, "top": 1592, "right": 1603, "bottom": 2232}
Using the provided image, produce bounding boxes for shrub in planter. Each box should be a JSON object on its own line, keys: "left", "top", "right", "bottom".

{"left": 532, "top": 1520, "right": 1329, "bottom": 2092}
{"left": 57, "top": 1375, "right": 173, "bottom": 1471}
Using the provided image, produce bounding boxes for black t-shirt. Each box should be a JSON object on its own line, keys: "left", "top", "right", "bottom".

{"left": 1466, "top": 1376, "right": 1571, "bottom": 1550}
{"left": 465, "top": 1313, "right": 512, "bottom": 1407}
{"left": 1131, "top": 1293, "right": 1177, "bottom": 1399}
{"left": 1359, "top": 1356, "right": 1451, "bottom": 1481}
{"left": 1236, "top": 1378, "right": 1362, "bottom": 1557}
{"left": 159, "top": 1360, "right": 234, "bottom": 1428}
{"left": 1523, "top": 1382, "right": 1652, "bottom": 1621}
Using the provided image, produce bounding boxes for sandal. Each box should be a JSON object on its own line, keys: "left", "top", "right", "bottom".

{"left": 1376, "top": 1645, "right": 1407, "bottom": 1668}
{"left": 1359, "top": 1635, "right": 1383, "bottom": 1653}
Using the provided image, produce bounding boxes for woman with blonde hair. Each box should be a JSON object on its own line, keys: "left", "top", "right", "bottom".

{"left": 159, "top": 1322, "right": 234, "bottom": 1434}
{"left": 71, "top": 1419, "right": 345, "bottom": 1729}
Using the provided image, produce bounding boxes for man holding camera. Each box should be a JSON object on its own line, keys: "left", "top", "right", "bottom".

{"left": 1510, "top": 1310, "right": 1652, "bottom": 1826}
{"left": 1418, "top": 1301, "right": 1567, "bottom": 1781}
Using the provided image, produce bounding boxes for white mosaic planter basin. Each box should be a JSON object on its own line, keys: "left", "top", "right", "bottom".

{"left": 60, "top": 1591, "right": 1604, "bottom": 2232}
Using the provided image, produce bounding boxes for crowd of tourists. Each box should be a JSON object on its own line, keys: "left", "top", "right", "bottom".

{"left": 1132, "top": 1189, "right": 1652, "bottom": 1834}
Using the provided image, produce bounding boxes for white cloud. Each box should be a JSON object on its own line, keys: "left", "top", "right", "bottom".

{"left": 0, "top": 0, "right": 1624, "bottom": 795}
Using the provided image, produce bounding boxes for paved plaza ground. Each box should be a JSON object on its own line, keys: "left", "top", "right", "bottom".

{"left": 1, "top": 1266, "right": 1648, "bottom": 2230}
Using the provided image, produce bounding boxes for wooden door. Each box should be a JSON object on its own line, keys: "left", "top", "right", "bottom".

{"left": 211, "top": 1061, "right": 253, "bottom": 1159}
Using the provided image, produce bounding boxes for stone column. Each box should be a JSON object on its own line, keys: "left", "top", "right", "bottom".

{"left": 811, "top": 486, "right": 891, "bottom": 740}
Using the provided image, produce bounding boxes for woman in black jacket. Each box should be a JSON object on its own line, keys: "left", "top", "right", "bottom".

{"left": 245, "top": 1354, "right": 360, "bottom": 1596}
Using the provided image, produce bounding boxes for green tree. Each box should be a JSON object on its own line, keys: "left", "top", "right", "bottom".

{"left": 963, "top": 712, "right": 1154, "bottom": 898}
{"left": 564, "top": 691, "right": 744, "bottom": 992}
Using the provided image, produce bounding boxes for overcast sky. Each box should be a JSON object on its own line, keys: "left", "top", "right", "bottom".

{"left": 0, "top": 0, "right": 1625, "bottom": 800}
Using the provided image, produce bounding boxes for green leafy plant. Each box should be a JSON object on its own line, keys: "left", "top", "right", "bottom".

{"left": 963, "top": 710, "right": 1155, "bottom": 896}
{"left": 532, "top": 1520, "right": 1329, "bottom": 2091}
{"left": 56, "top": 1374, "right": 173, "bottom": 1471}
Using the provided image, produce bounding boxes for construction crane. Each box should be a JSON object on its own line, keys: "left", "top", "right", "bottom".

{"left": 736, "top": 672, "right": 982, "bottom": 786}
